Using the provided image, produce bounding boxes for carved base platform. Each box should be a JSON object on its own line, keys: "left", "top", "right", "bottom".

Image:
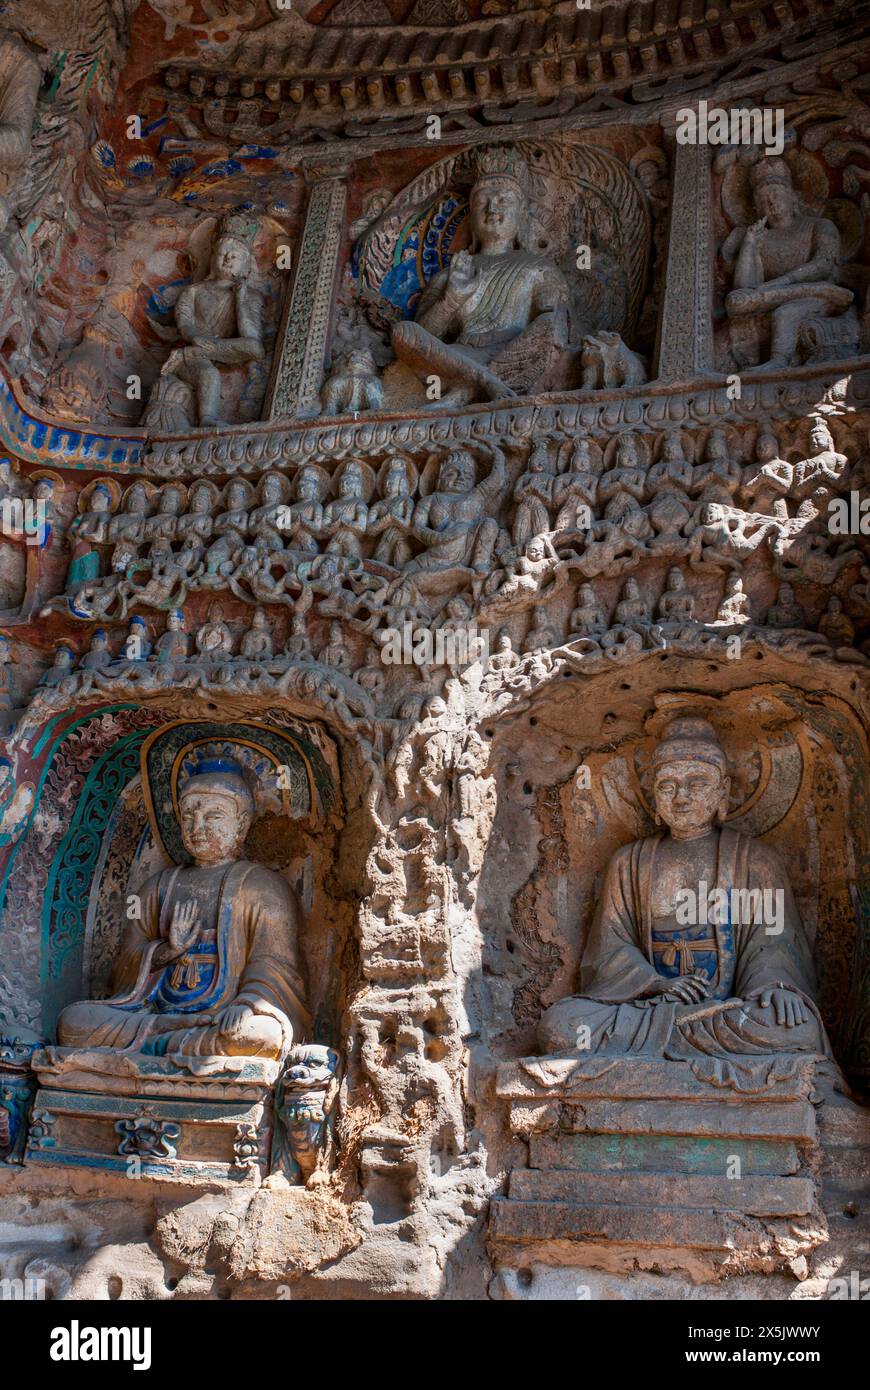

{"left": 490, "top": 1055, "right": 827, "bottom": 1279}
{"left": 24, "top": 1048, "right": 278, "bottom": 1185}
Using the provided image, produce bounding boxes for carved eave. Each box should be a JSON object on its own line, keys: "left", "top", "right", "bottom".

{"left": 156, "top": 0, "right": 868, "bottom": 138}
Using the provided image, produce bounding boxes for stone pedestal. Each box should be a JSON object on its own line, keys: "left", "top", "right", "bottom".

{"left": 25, "top": 1048, "right": 278, "bottom": 1185}
{"left": 490, "top": 1055, "right": 826, "bottom": 1278}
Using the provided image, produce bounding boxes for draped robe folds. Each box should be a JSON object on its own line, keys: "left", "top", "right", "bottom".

{"left": 57, "top": 862, "right": 310, "bottom": 1060}
{"left": 538, "top": 827, "right": 828, "bottom": 1062}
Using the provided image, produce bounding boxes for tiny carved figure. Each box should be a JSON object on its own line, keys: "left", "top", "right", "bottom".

{"left": 196, "top": 600, "right": 234, "bottom": 660}
{"left": 656, "top": 568, "right": 695, "bottom": 624}
{"left": 715, "top": 573, "right": 751, "bottom": 625}
{"left": 369, "top": 455, "right": 416, "bottom": 568}
{"left": 766, "top": 582, "right": 806, "bottom": 628}
{"left": 580, "top": 331, "right": 646, "bottom": 388}
{"left": 741, "top": 430, "right": 793, "bottom": 520}
{"left": 818, "top": 594, "right": 855, "bottom": 647}
{"left": 512, "top": 440, "right": 556, "bottom": 550}
{"left": 239, "top": 607, "right": 273, "bottom": 661}
{"left": 320, "top": 349, "right": 382, "bottom": 416}
{"left": 569, "top": 582, "right": 608, "bottom": 638}
{"left": 154, "top": 609, "right": 189, "bottom": 665}
{"left": 408, "top": 445, "right": 506, "bottom": 575}
{"left": 323, "top": 460, "right": 371, "bottom": 559}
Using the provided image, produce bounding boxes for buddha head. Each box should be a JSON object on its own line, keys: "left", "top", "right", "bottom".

{"left": 126, "top": 483, "right": 149, "bottom": 513}
{"left": 159, "top": 485, "right": 184, "bottom": 516}
{"left": 666, "top": 568, "right": 685, "bottom": 591}
{"left": 652, "top": 716, "right": 731, "bottom": 840}
{"left": 179, "top": 756, "right": 255, "bottom": 866}
{"left": 756, "top": 430, "right": 780, "bottom": 463}
{"left": 495, "top": 628, "right": 512, "bottom": 653}
{"left": 338, "top": 462, "right": 363, "bottom": 498}
{"left": 383, "top": 457, "right": 411, "bottom": 498}
{"left": 469, "top": 146, "right": 528, "bottom": 254}
{"left": 211, "top": 234, "right": 252, "bottom": 283}
{"left": 167, "top": 608, "right": 185, "bottom": 632}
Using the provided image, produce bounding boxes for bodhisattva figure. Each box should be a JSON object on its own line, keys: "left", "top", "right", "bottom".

{"left": 143, "top": 232, "right": 264, "bottom": 429}
{"left": 553, "top": 436, "right": 601, "bottom": 533}
{"left": 249, "top": 473, "right": 289, "bottom": 554}
{"left": 715, "top": 573, "right": 751, "bottom": 625}
{"left": 725, "top": 157, "right": 852, "bottom": 370}
{"left": 57, "top": 757, "right": 309, "bottom": 1059}
{"left": 175, "top": 481, "right": 218, "bottom": 569}
{"left": 197, "top": 600, "right": 234, "bottom": 661}
{"left": 280, "top": 465, "right": 328, "bottom": 557}
{"left": 391, "top": 146, "right": 568, "bottom": 408}
{"left": 741, "top": 430, "right": 793, "bottom": 520}
{"left": 109, "top": 482, "right": 152, "bottom": 563}
{"left": 790, "top": 417, "right": 848, "bottom": 522}
{"left": 205, "top": 480, "right": 252, "bottom": 575}
{"left": 538, "top": 717, "right": 826, "bottom": 1062}
{"left": 369, "top": 456, "right": 416, "bottom": 568}
{"left": 512, "top": 440, "right": 556, "bottom": 550}
{"left": 144, "top": 484, "right": 186, "bottom": 544}
{"left": 323, "top": 460, "right": 370, "bottom": 559}
{"left": 691, "top": 429, "right": 742, "bottom": 505}
{"left": 407, "top": 445, "right": 507, "bottom": 575}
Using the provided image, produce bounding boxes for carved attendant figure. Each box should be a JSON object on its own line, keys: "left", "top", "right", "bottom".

{"left": 144, "top": 231, "right": 264, "bottom": 428}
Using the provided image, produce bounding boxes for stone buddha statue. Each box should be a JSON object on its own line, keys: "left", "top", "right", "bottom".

{"left": 726, "top": 157, "right": 852, "bottom": 370}
{"left": 57, "top": 756, "right": 309, "bottom": 1060}
{"left": 539, "top": 717, "right": 825, "bottom": 1063}
{"left": 391, "top": 146, "right": 568, "bottom": 408}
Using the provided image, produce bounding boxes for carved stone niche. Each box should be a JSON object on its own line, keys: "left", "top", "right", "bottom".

{"left": 349, "top": 134, "right": 653, "bottom": 413}
{"left": 19, "top": 710, "right": 346, "bottom": 1187}
{"left": 477, "top": 672, "right": 870, "bottom": 1285}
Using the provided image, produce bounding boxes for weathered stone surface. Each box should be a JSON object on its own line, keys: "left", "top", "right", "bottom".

{"left": 0, "top": 0, "right": 867, "bottom": 1307}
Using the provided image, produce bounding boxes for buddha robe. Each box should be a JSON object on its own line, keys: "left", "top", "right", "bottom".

{"left": 539, "top": 826, "right": 827, "bottom": 1061}
{"left": 57, "top": 861, "right": 309, "bottom": 1060}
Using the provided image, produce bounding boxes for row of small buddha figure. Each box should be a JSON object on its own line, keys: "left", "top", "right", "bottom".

{"left": 35, "top": 604, "right": 380, "bottom": 682}
{"left": 482, "top": 570, "right": 859, "bottom": 669}
{"left": 511, "top": 419, "right": 849, "bottom": 549}
{"left": 63, "top": 418, "right": 851, "bottom": 600}
{"left": 66, "top": 458, "right": 428, "bottom": 592}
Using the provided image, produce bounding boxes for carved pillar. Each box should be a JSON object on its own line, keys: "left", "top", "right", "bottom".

{"left": 655, "top": 137, "right": 714, "bottom": 381}
{"left": 265, "top": 161, "right": 350, "bottom": 421}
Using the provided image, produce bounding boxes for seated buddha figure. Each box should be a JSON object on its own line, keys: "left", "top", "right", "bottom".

{"left": 391, "top": 145, "right": 568, "bottom": 409}
{"left": 57, "top": 757, "right": 309, "bottom": 1060}
{"left": 539, "top": 717, "right": 825, "bottom": 1061}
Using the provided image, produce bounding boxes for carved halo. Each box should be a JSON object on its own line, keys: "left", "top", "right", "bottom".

{"left": 139, "top": 721, "right": 338, "bottom": 865}
{"left": 377, "top": 451, "right": 419, "bottom": 497}
{"left": 76, "top": 477, "right": 122, "bottom": 515}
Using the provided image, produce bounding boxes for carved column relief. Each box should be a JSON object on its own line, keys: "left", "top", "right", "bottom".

{"left": 656, "top": 137, "right": 713, "bottom": 381}
{"left": 266, "top": 163, "right": 350, "bottom": 421}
